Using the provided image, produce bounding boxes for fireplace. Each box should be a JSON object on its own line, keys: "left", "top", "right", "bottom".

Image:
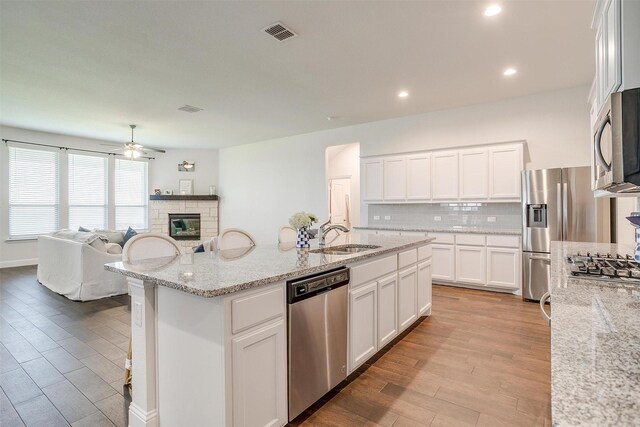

{"left": 168, "top": 213, "right": 201, "bottom": 240}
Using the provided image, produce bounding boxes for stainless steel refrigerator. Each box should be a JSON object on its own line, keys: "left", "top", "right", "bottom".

{"left": 521, "top": 167, "right": 612, "bottom": 301}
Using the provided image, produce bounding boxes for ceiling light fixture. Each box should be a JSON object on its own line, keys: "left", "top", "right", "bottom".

{"left": 398, "top": 91, "right": 409, "bottom": 98}
{"left": 484, "top": 5, "right": 502, "bottom": 16}
{"left": 503, "top": 68, "right": 517, "bottom": 76}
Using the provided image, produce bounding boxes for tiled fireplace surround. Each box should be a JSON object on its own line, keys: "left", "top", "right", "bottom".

{"left": 150, "top": 199, "right": 219, "bottom": 252}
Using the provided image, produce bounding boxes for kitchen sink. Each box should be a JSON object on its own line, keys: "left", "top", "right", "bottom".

{"left": 309, "top": 244, "right": 381, "bottom": 255}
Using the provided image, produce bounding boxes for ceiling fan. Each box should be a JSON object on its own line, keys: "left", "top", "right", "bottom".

{"left": 102, "top": 124, "right": 166, "bottom": 159}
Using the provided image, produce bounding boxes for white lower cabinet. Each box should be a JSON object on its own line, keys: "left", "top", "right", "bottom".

{"left": 486, "top": 247, "right": 520, "bottom": 289}
{"left": 231, "top": 320, "right": 287, "bottom": 427}
{"left": 398, "top": 266, "right": 418, "bottom": 332}
{"left": 432, "top": 244, "right": 455, "bottom": 281}
{"left": 377, "top": 274, "right": 398, "bottom": 348}
{"left": 349, "top": 282, "right": 378, "bottom": 371}
{"left": 417, "top": 261, "right": 432, "bottom": 316}
{"left": 455, "top": 245, "right": 486, "bottom": 285}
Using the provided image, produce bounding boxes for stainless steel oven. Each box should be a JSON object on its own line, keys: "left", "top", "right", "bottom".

{"left": 592, "top": 87, "right": 640, "bottom": 194}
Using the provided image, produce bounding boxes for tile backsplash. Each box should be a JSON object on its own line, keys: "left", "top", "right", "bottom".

{"left": 367, "top": 203, "right": 522, "bottom": 230}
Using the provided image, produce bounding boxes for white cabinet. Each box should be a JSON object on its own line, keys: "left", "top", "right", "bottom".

{"left": 431, "top": 244, "right": 455, "bottom": 281}
{"left": 349, "top": 282, "right": 378, "bottom": 371}
{"left": 455, "top": 246, "right": 486, "bottom": 285}
{"left": 231, "top": 320, "right": 287, "bottom": 427}
{"left": 459, "top": 148, "right": 488, "bottom": 200}
{"left": 406, "top": 153, "right": 431, "bottom": 200}
{"left": 397, "top": 266, "right": 417, "bottom": 332}
{"left": 487, "top": 247, "right": 520, "bottom": 290}
{"left": 592, "top": 0, "right": 640, "bottom": 114}
{"left": 489, "top": 145, "right": 523, "bottom": 200}
{"left": 432, "top": 151, "right": 459, "bottom": 200}
{"left": 377, "top": 274, "right": 398, "bottom": 347}
{"left": 417, "top": 261, "right": 432, "bottom": 316}
{"left": 362, "top": 159, "right": 383, "bottom": 201}
{"left": 384, "top": 157, "right": 407, "bottom": 201}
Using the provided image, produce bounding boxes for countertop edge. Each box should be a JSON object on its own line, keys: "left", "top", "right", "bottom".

{"left": 105, "top": 237, "right": 434, "bottom": 298}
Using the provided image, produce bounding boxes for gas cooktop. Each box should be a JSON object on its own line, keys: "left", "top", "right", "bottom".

{"left": 567, "top": 252, "right": 640, "bottom": 282}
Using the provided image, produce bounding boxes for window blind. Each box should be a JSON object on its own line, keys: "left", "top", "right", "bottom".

{"left": 68, "top": 153, "right": 107, "bottom": 230}
{"left": 8, "top": 146, "right": 60, "bottom": 237}
{"left": 115, "top": 158, "right": 148, "bottom": 230}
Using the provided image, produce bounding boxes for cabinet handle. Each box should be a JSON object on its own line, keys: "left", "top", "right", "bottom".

{"left": 539, "top": 291, "right": 551, "bottom": 327}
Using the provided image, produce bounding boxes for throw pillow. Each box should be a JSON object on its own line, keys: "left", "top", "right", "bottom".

{"left": 105, "top": 243, "right": 123, "bottom": 255}
{"left": 78, "top": 226, "right": 91, "bottom": 232}
{"left": 122, "top": 227, "right": 138, "bottom": 246}
{"left": 194, "top": 244, "right": 205, "bottom": 253}
{"left": 94, "top": 229, "right": 125, "bottom": 246}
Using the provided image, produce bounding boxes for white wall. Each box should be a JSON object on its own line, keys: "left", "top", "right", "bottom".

{"left": 325, "top": 143, "right": 360, "bottom": 228}
{"left": 219, "top": 85, "right": 592, "bottom": 244}
{"left": 0, "top": 125, "right": 218, "bottom": 267}
{"left": 149, "top": 149, "right": 218, "bottom": 195}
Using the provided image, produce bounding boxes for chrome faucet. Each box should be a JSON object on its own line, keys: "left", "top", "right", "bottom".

{"left": 318, "top": 218, "right": 350, "bottom": 246}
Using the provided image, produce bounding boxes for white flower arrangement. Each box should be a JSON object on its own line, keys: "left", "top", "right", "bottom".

{"left": 289, "top": 211, "right": 317, "bottom": 230}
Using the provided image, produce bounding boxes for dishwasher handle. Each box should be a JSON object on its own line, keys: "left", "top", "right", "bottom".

{"left": 540, "top": 291, "right": 551, "bottom": 327}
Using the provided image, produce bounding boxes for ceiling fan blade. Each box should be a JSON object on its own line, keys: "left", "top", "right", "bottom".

{"left": 142, "top": 146, "right": 166, "bottom": 154}
{"left": 100, "top": 143, "right": 124, "bottom": 148}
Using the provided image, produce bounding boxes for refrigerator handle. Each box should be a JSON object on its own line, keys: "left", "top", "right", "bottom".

{"left": 562, "top": 182, "right": 568, "bottom": 241}
{"left": 557, "top": 183, "right": 563, "bottom": 241}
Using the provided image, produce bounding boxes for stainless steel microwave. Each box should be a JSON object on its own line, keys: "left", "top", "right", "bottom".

{"left": 592, "top": 87, "right": 640, "bottom": 194}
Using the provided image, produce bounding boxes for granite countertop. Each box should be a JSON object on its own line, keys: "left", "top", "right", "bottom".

{"left": 354, "top": 225, "right": 521, "bottom": 236}
{"left": 105, "top": 233, "right": 433, "bottom": 298}
{"left": 550, "top": 241, "right": 640, "bottom": 426}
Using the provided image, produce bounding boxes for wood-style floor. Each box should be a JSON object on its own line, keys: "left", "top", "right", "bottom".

{"left": 0, "top": 266, "right": 130, "bottom": 427}
{"left": 295, "top": 285, "right": 551, "bottom": 427}
{"left": 1, "top": 267, "right": 550, "bottom": 427}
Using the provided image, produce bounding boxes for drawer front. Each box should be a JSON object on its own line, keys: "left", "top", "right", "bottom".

{"left": 398, "top": 249, "right": 418, "bottom": 269}
{"left": 350, "top": 254, "right": 398, "bottom": 288}
{"left": 418, "top": 245, "right": 432, "bottom": 261}
{"left": 231, "top": 285, "right": 285, "bottom": 335}
{"left": 486, "top": 235, "right": 520, "bottom": 248}
{"left": 428, "top": 232, "right": 455, "bottom": 245}
{"left": 456, "top": 234, "right": 486, "bottom": 246}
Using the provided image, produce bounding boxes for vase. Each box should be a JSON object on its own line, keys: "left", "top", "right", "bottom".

{"left": 296, "top": 227, "right": 310, "bottom": 248}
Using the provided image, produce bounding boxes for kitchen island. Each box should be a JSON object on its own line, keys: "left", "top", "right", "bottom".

{"left": 105, "top": 233, "right": 433, "bottom": 427}
{"left": 550, "top": 241, "right": 640, "bottom": 426}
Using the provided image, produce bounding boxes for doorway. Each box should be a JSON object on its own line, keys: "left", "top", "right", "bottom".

{"left": 329, "top": 178, "right": 351, "bottom": 227}
{"left": 325, "top": 143, "right": 360, "bottom": 228}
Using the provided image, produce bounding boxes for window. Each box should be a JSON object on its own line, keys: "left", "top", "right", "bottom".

{"left": 8, "top": 146, "right": 60, "bottom": 237}
{"left": 68, "top": 153, "right": 108, "bottom": 230}
{"left": 115, "top": 158, "right": 148, "bottom": 230}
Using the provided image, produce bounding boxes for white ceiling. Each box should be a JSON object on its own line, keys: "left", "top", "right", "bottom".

{"left": 0, "top": 0, "right": 595, "bottom": 149}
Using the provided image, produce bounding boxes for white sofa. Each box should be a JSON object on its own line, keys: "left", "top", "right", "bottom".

{"left": 37, "top": 234, "right": 128, "bottom": 301}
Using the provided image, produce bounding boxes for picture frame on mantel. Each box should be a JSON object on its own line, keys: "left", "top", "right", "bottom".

{"left": 179, "top": 179, "right": 194, "bottom": 195}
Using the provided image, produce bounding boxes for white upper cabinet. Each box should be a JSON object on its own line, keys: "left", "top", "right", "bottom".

{"left": 459, "top": 148, "right": 489, "bottom": 200}
{"left": 406, "top": 153, "right": 431, "bottom": 200}
{"left": 592, "top": 0, "right": 640, "bottom": 114}
{"left": 488, "top": 144, "right": 523, "bottom": 201}
{"left": 362, "top": 158, "right": 383, "bottom": 202}
{"left": 361, "top": 142, "right": 523, "bottom": 204}
{"left": 383, "top": 157, "right": 407, "bottom": 201}
{"left": 432, "top": 151, "right": 459, "bottom": 201}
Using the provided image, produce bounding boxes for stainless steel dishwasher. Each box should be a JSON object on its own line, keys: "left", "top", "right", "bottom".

{"left": 287, "top": 267, "right": 349, "bottom": 421}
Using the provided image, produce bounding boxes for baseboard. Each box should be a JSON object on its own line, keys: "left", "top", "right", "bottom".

{"left": 0, "top": 258, "right": 38, "bottom": 269}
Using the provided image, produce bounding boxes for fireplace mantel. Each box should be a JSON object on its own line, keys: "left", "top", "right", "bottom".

{"left": 150, "top": 195, "right": 219, "bottom": 201}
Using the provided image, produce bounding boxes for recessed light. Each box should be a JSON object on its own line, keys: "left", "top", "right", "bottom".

{"left": 503, "top": 68, "right": 517, "bottom": 76}
{"left": 398, "top": 91, "right": 409, "bottom": 98}
{"left": 484, "top": 5, "right": 502, "bottom": 16}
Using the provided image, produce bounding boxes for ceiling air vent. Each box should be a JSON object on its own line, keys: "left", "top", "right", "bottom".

{"left": 178, "top": 105, "right": 203, "bottom": 113}
{"left": 263, "top": 22, "right": 298, "bottom": 42}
